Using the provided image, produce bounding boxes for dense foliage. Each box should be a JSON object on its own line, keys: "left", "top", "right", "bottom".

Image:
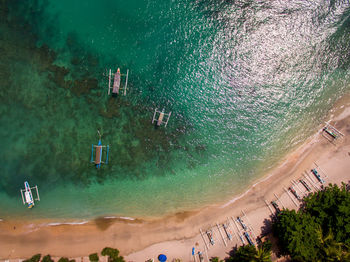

{"left": 273, "top": 209, "right": 321, "bottom": 260}
{"left": 227, "top": 241, "right": 272, "bottom": 262}
{"left": 303, "top": 183, "right": 350, "bottom": 245}
{"left": 41, "top": 255, "right": 54, "bottom": 262}
{"left": 57, "top": 258, "right": 69, "bottom": 262}
{"left": 23, "top": 254, "right": 41, "bottom": 262}
{"left": 273, "top": 183, "right": 350, "bottom": 261}
{"left": 57, "top": 257, "right": 75, "bottom": 262}
{"left": 89, "top": 253, "right": 99, "bottom": 262}
{"left": 101, "top": 247, "right": 125, "bottom": 262}
{"left": 210, "top": 257, "right": 224, "bottom": 262}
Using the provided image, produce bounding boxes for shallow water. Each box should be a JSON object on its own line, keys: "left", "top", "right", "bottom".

{"left": 0, "top": 0, "right": 350, "bottom": 219}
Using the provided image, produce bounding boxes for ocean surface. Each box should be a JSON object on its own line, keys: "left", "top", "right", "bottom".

{"left": 0, "top": 0, "right": 350, "bottom": 220}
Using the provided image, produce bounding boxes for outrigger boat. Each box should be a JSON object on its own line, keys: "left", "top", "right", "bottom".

{"left": 91, "top": 131, "right": 109, "bottom": 168}
{"left": 321, "top": 123, "right": 344, "bottom": 142}
{"left": 289, "top": 186, "right": 301, "bottom": 200}
{"left": 108, "top": 68, "right": 129, "bottom": 96}
{"left": 206, "top": 229, "right": 215, "bottom": 245}
{"left": 323, "top": 127, "right": 337, "bottom": 139}
{"left": 223, "top": 223, "right": 233, "bottom": 240}
{"left": 311, "top": 168, "right": 325, "bottom": 184}
{"left": 299, "top": 179, "right": 312, "bottom": 192}
{"left": 152, "top": 108, "right": 171, "bottom": 128}
{"left": 20, "top": 181, "right": 40, "bottom": 208}
{"left": 271, "top": 201, "right": 281, "bottom": 214}
{"left": 244, "top": 231, "right": 254, "bottom": 246}
{"left": 237, "top": 216, "right": 248, "bottom": 230}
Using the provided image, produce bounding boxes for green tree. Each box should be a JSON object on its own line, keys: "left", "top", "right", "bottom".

{"left": 101, "top": 247, "right": 125, "bottom": 262}
{"left": 273, "top": 210, "right": 320, "bottom": 261}
{"left": 42, "top": 255, "right": 54, "bottom": 262}
{"left": 23, "top": 254, "right": 41, "bottom": 262}
{"left": 58, "top": 258, "right": 75, "bottom": 262}
{"left": 316, "top": 226, "right": 350, "bottom": 262}
{"left": 89, "top": 253, "right": 99, "bottom": 262}
{"left": 272, "top": 184, "right": 350, "bottom": 261}
{"left": 303, "top": 183, "right": 350, "bottom": 246}
{"left": 230, "top": 244, "right": 258, "bottom": 261}
{"left": 228, "top": 241, "right": 271, "bottom": 262}
{"left": 253, "top": 241, "right": 272, "bottom": 262}
{"left": 209, "top": 257, "right": 224, "bottom": 262}
{"left": 58, "top": 258, "right": 70, "bottom": 262}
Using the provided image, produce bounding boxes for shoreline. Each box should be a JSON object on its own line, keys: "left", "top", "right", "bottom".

{"left": 1, "top": 94, "right": 350, "bottom": 261}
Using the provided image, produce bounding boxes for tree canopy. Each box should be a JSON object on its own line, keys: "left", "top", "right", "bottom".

{"left": 89, "top": 253, "right": 99, "bottom": 262}
{"left": 23, "top": 254, "right": 41, "bottom": 262}
{"left": 303, "top": 183, "right": 350, "bottom": 245}
{"left": 227, "top": 241, "right": 272, "bottom": 262}
{"left": 101, "top": 247, "right": 125, "bottom": 262}
{"left": 41, "top": 255, "right": 54, "bottom": 262}
{"left": 273, "top": 183, "right": 350, "bottom": 262}
{"left": 272, "top": 210, "right": 320, "bottom": 261}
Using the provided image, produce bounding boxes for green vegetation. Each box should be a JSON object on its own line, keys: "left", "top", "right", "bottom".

{"left": 227, "top": 241, "right": 272, "bottom": 262}
{"left": 23, "top": 254, "right": 41, "bottom": 262}
{"left": 273, "top": 183, "right": 350, "bottom": 262}
{"left": 57, "top": 258, "right": 69, "bottom": 262}
{"left": 41, "top": 255, "right": 54, "bottom": 262}
{"left": 22, "top": 247, "right": 123, "bottom": 262}
{"left": 273, "top": 209, "right": 321, "bottom": 260}
{"left": 209, "top": 257, "right": 224, "bottom": 262}
{"left": 58, "top": 257, "right": 75, "bottom": 262}
{"left": 89, "top": 253, "right": 99, "bottom": 262}
{"left": 303, "top": 183, "right": 350, "bottom": 245}
{"left": 101, "top": 247, "right": 125, "bottom": 262}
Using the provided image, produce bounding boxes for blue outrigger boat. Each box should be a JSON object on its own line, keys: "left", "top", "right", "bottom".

{"left": 244, "top": 231, "right": 255, "bottom": 246}
{"left": 91, "top": 131, "right": 109, "bottom": 168}
{"left": 20, "top": 181, "right": 40, "bottom": 208}
{"left": 311, "top": 168, "right": 325, "bottom": 184}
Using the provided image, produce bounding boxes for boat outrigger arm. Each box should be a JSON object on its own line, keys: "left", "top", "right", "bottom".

{"left": 108, "top": 68, "right": 129, "bottom": 96}
{"left": 20, "top": 181, "right": 40, "bottom": 208}
{"left": 90, "top": 131, "right": 109, "bottom": 168}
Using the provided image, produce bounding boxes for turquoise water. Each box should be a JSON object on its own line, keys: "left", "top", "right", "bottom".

{"left": 0, "top": 0, "right": 350, "bottom": 220}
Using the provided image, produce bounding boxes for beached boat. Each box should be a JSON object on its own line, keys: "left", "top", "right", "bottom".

{"left": 323, "top": 127, "right": 337, "bottom": 139}
{"left": 311, "top": 168, "right": 325, "bottom": 184}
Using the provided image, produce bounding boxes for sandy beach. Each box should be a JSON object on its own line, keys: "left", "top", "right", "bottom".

{"left": 1, "top": 94, "right": 350, "bottom": 262}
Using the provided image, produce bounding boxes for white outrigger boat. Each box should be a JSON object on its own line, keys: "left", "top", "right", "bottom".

{"left": 152, "top": 108, "right": 171, "bottom": 127}
{"left": 20, "top": 181, "right": 40, "bottom": 208}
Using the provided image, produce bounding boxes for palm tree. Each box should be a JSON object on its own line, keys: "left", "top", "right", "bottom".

{"left": 228, "top": 241, "right": 272, "bottom": 262}
{"left": 252, "top": 244, "right": 272, "bottom": 262}
{"left": 316, "top": 226, "right": 350, "bottom": 261}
